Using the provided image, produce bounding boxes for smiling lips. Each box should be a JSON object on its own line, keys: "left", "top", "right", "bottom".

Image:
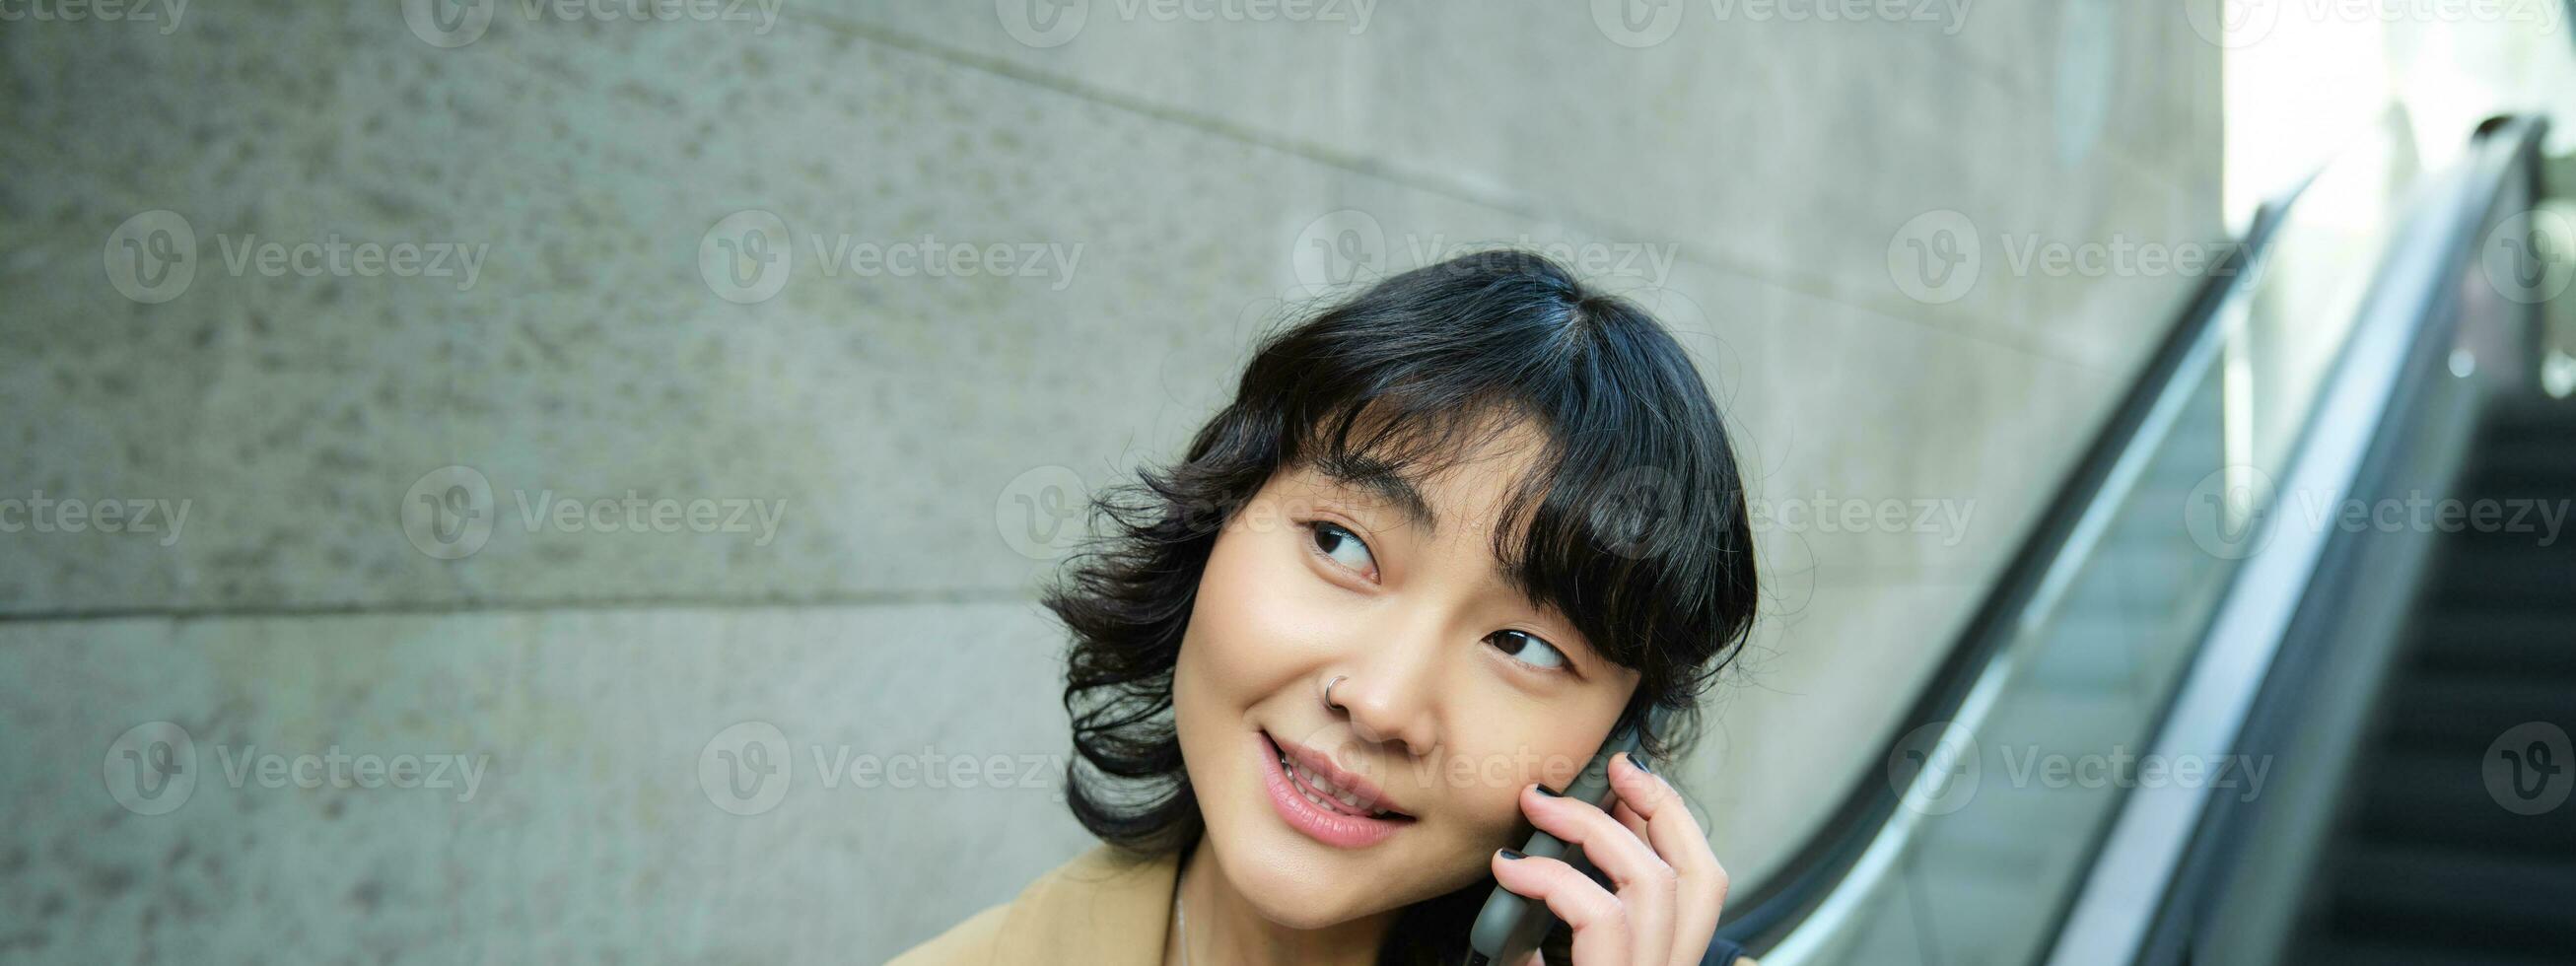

{"left": 1280, "top": 735, "right": 1402, "bottom": 817}
{"left": 1259, "top": 730, "right": 1417, "bottom": 849}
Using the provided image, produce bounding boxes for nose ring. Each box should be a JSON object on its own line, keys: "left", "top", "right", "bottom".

{"left": 1322, "top": 674, "right": 1348, "bottom": 711}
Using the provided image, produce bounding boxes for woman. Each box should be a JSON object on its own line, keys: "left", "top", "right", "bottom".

{"left": 892, "top": 250, "right": 1762, "bottom": 965}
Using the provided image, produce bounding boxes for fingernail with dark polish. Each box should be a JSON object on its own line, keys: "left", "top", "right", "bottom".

{"left": 1627, "top": 754, "right": 1654, "bottom": 776}
{"left": 1497, "top": 849, "right": 1525, "bottom": 861}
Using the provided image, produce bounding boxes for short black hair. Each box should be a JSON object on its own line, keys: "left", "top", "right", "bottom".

{"left": 1041, "top": 248, "right": 1760, "bottom": 964}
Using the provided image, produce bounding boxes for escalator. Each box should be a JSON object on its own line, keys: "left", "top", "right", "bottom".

{"left": 2289, "top": 394, "right": 2576, "bottom": 965}
{"left": 1706, "top": 114, "right": 2574, "bottom": 966}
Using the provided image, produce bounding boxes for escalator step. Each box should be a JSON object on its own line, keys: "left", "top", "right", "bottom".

{"left": 2428, "top": 546, "right": 2576, "bottom": 608}
{"left": 2463, "top": 446, "right": 2576, "bottom": 486}
{"left": 2381, "top": 675, "right": 2576, "bottom": 749}
{"left": 2299, "top": 940, "right": 2571, "bottom": 966}
{"left": 2461, "top": 394, "right": 2576, "bottom": 492}
{"left": 2410, "top": 612, "right": 2576, "bottom": 679}
{"left": 2352, "top": 751, "right": 2576, "bottom": 853}
{"left": 2325, "top": 846, "right": 2576, "bottom": 950}
{"left": 2477, "top": 398, "right": 2576, "bottom": 440}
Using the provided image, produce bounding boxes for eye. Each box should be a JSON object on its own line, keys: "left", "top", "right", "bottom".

{"left": 1303, "top": 520, "right": 1378, "bottom": 582}
{"left": 1488, "top": 629, "right": 1570, "bottom": 672}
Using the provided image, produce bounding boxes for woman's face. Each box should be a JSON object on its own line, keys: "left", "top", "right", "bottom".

{"left": 1171, "top": 419, "right": 1641, "bottom": 929}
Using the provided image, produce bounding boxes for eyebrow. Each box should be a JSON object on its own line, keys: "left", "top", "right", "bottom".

{"left": 1311, "top": 453, "right": 1439, "bottom": 539}
{"left": 1312, "top": 454, "right": 1573, "bottom": 642}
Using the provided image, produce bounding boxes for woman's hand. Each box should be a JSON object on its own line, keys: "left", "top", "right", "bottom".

{"left": 1488, "top": 752, "right": 1732, "bottom": 966}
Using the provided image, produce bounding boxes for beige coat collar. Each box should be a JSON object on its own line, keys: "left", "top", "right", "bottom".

{"left": 891, "top": 842, "right": 1179, "bottom": 965}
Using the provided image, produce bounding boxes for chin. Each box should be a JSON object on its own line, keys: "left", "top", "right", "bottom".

{"left": 1219, "top": 831, "right": 1410, "bottom": 929}
{"left": 1246, "top": 876, "right": 1367, "bottom": 930}
{"left": 1232, "top": 823, "right": 1502, "bottom": 932}
{"left": 1194, "top": 735, "right": 1432, "bottom": 930}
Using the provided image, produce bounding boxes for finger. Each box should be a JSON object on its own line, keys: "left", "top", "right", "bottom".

{"left": 1613, "top": 753, "right": 1729, "bottom": 962}
{"left": 1612, "top": 797, "right": 1653, "bottom": 844}
{"left": 1490, "top": 850, "right": 1630, "bottom": 966}
{"left": 1524, "top": 782, "right": 1674, "bottom": 964}
{"left": 1523, "top": 781, "right": 1677, "bottom": 894}
{"left": 1611, "top": 753, "right": 1719, "bottom": 883}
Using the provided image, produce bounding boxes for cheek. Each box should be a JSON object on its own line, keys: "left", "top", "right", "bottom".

{"left": 1437, "top": 731, "right": 1600, "bottom": 837}
{"left": 1183, "top": 522, "right": 1340, "bottom": 698}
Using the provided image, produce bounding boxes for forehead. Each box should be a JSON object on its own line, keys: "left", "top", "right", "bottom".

{"left": 1279, "top": 415, "right": 1554, "bottom": 547}
{"left": 1271, "top": 422, "right": 1598, "bottom": 650}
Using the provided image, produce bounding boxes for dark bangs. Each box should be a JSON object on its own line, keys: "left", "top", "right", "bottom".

{"left": 1241, "top": 253, "right": 1760, "bottom": 757}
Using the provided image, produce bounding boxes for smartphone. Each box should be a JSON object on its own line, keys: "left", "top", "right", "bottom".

{"left": 1465, "top": 703, "right": 1679, "bottom": 965}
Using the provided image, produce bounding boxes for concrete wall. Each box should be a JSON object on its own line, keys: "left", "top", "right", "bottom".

{"left": 0, "top": 1, "right": 2221, "bottom": 961}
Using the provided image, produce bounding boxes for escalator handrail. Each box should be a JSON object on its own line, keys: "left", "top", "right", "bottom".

{"left": 1711, "top": 172, "right": 2316, "bottom": 951}
{"left": 2070, "top": 112, "right": 2554, "bottom": 966}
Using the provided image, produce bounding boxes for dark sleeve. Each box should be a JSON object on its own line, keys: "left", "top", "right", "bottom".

{"left": 1702, "top": 937, "right": 1747, "bottom": 965}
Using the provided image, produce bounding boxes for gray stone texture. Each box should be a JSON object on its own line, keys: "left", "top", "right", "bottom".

{"left": 0, "top": 1, "right": 2222, "bottom": 961}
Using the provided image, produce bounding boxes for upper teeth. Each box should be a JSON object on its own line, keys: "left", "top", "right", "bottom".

{"left": 1283, "top": 748, "right": 1391, "bottom": 817}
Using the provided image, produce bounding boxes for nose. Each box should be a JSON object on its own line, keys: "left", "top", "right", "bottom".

{"left": 1329, "top": 615, "right": 1444, "bottom": 758}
